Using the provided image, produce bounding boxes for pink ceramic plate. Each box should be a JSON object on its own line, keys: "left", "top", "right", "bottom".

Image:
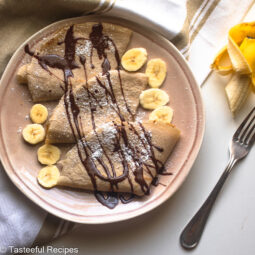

{"left": 0, "top": 16, "right": 204, "bottom": 223}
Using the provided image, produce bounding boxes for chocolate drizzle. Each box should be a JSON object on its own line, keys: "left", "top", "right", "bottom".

{"left": 88, "top": 23, "right": 134, "bottom": 118}
{"left": 89, "top": 24, "right": 108, "bottom": 68}
{"left": 95, "top": 191, "right": 119, "bottom": 209}
{"left": 25, "top": 23, "right": 168, "bottom": 209}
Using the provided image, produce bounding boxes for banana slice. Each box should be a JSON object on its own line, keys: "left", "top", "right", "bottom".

{"left": 22, "top": 124, "right": 45, "bottom": 144}
{"left": 139, "top": 88, "right": 169, "bottom": 110}
{"left": 149, "top": 106, "right": 173, "bottom": 123}
{"left": 146, "top": 59, "right": 167, "bottom": 88}
{"left": 37, "top": 144, "right": 61, "bottom": 165}
{"left": 30, "top": 104, "right": 48, "bottom": 124}
{"left": 37, "top": 165, "right": 60, "bottom": 188}
{"left": 121, "top": 48, "right": 147, "bottom": 71}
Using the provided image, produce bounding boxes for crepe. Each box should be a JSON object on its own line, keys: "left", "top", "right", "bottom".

{"left": 46, "top": 70, "right": 148, "bottom": 144}
{"left": 17, "top": 22, "right": 132, "bottom": 102}
{"left": 57, "top": 121, "right": 180, "bottom": 196}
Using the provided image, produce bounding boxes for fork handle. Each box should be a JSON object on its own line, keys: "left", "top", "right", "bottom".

{"left": 180, "top": 156, "right": 237, "bottom": 249}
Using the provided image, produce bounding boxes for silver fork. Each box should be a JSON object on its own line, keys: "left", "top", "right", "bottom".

{"left": 180, "top": 107, "right": 255, "bottom": 249}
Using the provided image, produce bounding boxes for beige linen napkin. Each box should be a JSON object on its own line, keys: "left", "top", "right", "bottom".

{"left": 0, "top": 0, "right": 254, "bottom": 253}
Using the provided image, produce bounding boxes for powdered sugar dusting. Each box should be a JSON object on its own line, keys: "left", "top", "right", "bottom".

{"left": 135, "top": 111, "right": 145, "bottom": 122}
{"left": 108, "top": 41, "right": 116, "bottom": 53}
{"left": 17, "top": 127, "right": 22, "bottom": 134}
{"left": 91, "top": 149, "right": 103, "bottom": 160}
{"left": 76, "top": 40, "right": 92, "bottom": 56}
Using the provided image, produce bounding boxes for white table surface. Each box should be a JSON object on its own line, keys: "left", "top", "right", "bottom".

{"left": 38, "top": 72, "right": 255, "bottom": 255}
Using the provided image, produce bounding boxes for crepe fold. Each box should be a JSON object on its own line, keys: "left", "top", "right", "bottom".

{"left": 17, "top": 22, "right": 132, "bottom": 102}
{"left": 57, "top": 121, "right": 180, "bottom": 196}
{"left": 46, "top": 70, "right": 148, "bottom": 143}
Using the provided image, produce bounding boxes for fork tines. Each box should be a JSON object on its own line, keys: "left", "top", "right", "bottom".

{"left": 234, "top": 107, "right": 255, "bottom": 146}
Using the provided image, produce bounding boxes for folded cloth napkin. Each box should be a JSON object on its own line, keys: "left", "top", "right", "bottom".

{"left": 0, "top": 0, "right": 254, "bottom": 253}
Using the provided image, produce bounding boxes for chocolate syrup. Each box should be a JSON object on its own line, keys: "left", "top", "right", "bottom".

{"left": 89, "top": 23, "right": 109, "bottom": 61}
{"left": 119, "top": 193, "right": 135, "bottom": 204}
{"left": 89, "top": 23, "right": 134, "bottom": 118}
{"left": 95, "top": 191, "right": 119, "bottom": 209}
{"left": 151, "top": 176, "right": 159, "bottom": 186}
{"left": 25, "top": 23, "right": 166, "bottom": 209}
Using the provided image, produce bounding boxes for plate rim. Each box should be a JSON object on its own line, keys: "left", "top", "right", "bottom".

{"left": 0, "top": 15, "right": 205, "bottom": 224}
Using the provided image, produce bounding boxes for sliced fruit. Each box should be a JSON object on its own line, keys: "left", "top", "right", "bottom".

{"left": 37, "top": 165, "right": 60, "bottom": 188}
{"left": 225, "top": 73, "right": 251, "bottom": 113}
{"left": 139, "top": 88, "right": 169, "bottom": 110}
{"left": 121, "top": 48, "right": 147, "bottom": 71}
{"left": 22, "top": 124, "right": 45, "bottom": 144}
{"left": 146, "top": 59, "right": 167, "bottom": 88}
{"left": 37, "top": 144, "right": 61, "bottom": 165}
{"left": 149, "top": 106, "right": 173, "bottom": 123}
{"left": 30, "top": 104, "right": 48, "bottom": 124}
